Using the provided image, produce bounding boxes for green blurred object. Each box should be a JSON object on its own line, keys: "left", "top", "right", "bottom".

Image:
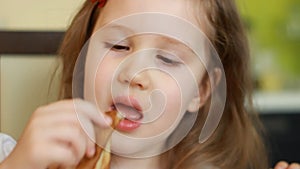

{"left": 237, "top": 0, "right": 300, "bottom": 91}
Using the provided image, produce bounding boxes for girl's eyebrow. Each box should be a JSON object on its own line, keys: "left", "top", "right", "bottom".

{"left": 104, "top": 24, "right": 135, "bottom": 35}
{"left": 160, "top": 36, "right": 186, "bottom": 47}
{"left": 160, "top": 36, "right": 194, "bottom": 54}
{"left": 104, "top": 24, "right": 188, "bottom": 46}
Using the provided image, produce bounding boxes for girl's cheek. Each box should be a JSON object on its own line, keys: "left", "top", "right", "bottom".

{"left": 88, "top": 58, "right": 116, "bottom": 108}
{"left": 163, "top": 83, "right": 184, "bottom": 115}
{"left": 151, "top": 88, "right": 186, "bottom": 137}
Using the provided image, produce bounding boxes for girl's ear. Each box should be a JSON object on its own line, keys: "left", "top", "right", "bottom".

{"left": 187, "top": 96, "right": 201, "bottom": 113}
{"left": 187, "top": 68, "right": 222, "bottom": 113}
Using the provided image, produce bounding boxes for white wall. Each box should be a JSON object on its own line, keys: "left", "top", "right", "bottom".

{"left": 0, "top": 0, "right": 84, "bottom": 139}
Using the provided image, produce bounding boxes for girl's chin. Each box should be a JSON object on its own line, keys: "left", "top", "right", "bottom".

{"left": 110, "top": 145, "right": 164, "bottom": 158}
{"left": 110, "top": 132, "right": 169, "bottom": 158}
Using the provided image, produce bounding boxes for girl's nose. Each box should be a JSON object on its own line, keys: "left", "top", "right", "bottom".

{"left": 119, "top": 71, "right": 150, "bottom": 90}
{"left": 118, "top": 65, "right": 151, "bottom": 90}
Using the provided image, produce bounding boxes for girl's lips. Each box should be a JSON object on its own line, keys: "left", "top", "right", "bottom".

{"left": 116, "top": 119, "right": 141, "bottom": 132}
{"left": 111, "top": 95, "right": 143, "bottom": 132}
{"left": 113, "top": 96, "right": 142, "bottom": 112}
{"left": 112, "top": 96, "right": 143, "bottom": 120}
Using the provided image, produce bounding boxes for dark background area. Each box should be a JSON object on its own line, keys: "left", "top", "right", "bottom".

{"left": 261, "top": 112, "right": 300, "bottom": 165}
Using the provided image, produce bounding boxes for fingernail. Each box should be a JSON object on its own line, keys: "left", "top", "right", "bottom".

{"left": 87, "top": 147, "right": 95, "bottom": 157}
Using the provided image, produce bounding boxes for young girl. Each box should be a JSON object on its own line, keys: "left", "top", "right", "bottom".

{"left": 0, "top": 0, "right": 299, "bottom": 169}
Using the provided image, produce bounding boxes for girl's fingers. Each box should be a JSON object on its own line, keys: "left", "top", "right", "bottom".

{"left": 274, "top": 161, "right": 289, "bottom": 169}
{"left": 20, "top": 99, "right": 110, "bottom": 168}
{"left": 73, "top": 99, "right": 112, "bottom": 127}
{"left": 46, "top": 142, "right": 81, "bottom": 168}
{"left": 76, "top": 113, "right": 97, "bottom": 157}
{"left": 36, "top": 99, "right": 110, "bottom": 146}
{"left": 288, "top": 163, "right": 300, "bottom": 169}
{"left": 86, "top": 139, "right": 96, "bottom": 158}
{"left": 47, "top": 99, "right": 107, "bottom": 159}
{"left": 51, "top": 125, "right": 87, "bottom": 161}
{"left": 44, "top": 99, "right": 112, "bottom": 127}
{"left": 274, "top": 161, "right": 300, "bottom": 169}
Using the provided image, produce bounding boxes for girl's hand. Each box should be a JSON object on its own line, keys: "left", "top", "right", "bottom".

{"left": 274, "top": 161, "right": 300, "bottom": 169}
{"left": 0, "top": 99, "right": 111, "bottom": 169}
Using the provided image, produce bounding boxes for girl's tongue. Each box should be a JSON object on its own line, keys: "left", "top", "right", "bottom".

{"left": 115, "top": 103, "right": 143, "bottom": 121}
{"left": 114, "top": 103, "right": 143, "bottom": 132}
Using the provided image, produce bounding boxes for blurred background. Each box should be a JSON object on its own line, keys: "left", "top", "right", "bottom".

{"left": 0, "top": 0, "right": 83, "bottom": 139}
{"left": 237, "top": 0, "right": 300, "bottom": 164}
{"left": 238, "top": 0, "right": 300, "bottom": 109}
{"left": 0, "top": 0, "right": 299, "bottom": 166}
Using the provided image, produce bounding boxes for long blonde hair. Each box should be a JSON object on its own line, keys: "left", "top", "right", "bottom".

{"left": 58, "top": 0, "right": 268, "bottom": 168}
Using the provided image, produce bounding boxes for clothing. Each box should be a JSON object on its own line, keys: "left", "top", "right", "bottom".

{"left": 0, "top": 133, "right": 16, "bottom": 162}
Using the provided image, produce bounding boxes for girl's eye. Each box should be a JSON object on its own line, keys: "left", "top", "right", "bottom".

{"left": 112, "top": 44, "right": 130, "bottom": 51}
{"left": 156, "top": 55, "right": 182, "bottom": 66}
{"left": 104, "top": 42, "right": 130, "bottom": 51}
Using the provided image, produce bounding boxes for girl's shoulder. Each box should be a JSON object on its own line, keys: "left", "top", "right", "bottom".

{"left": 0, "top": 133, "right": 16, "bottom": 162}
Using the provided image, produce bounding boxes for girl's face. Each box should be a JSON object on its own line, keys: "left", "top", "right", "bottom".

{"left": 83, "top": 0, "right": 208, "bottom": 157}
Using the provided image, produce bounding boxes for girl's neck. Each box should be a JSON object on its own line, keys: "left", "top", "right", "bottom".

{"left": 111, "top": 154, "right": 162, "bottom": 169}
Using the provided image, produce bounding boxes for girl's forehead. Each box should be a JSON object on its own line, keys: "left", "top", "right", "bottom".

{"left": 97, "top": 0, "right": 199, "bottom": 28}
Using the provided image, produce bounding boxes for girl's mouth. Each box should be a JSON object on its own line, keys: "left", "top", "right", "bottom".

{"left": 111, "top": 96, "right": 143, "bottom": 132}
